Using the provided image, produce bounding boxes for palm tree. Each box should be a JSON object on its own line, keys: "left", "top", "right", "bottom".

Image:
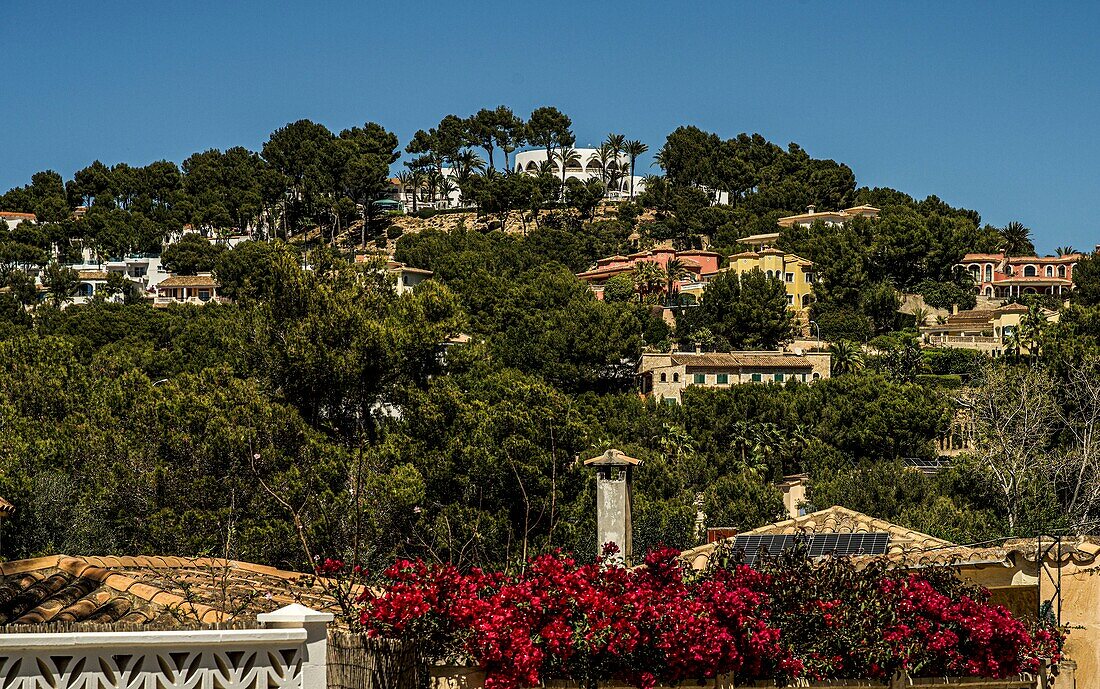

{"left": 437, "top": 176, "right": 457, "bottom": 208}
{"left": 624, "top": 140, "right": 648, "bottom": 198}
{"left": 663, "top": 257, "right": 690, "bottom": 306}
{"left": 593, "top": 144, "right": 615, "bottom": 185}
{"left": 1056, "top": 246, "right": 1078, "bottom": 257}
{"left": 829, "top": 340, "right": 864, "bottom": 375}
{"left": 554, "top": 145, "right": 581, "bottom": 193}
{"left": 1000, "top": 221, "right": 1033, "bottom": 257}
{"left": 911, "top": 306, "right": 931, "bottom": 327}
{"left": 1019, "top": 303, "right": 1046, "bottom": 359}
{"left": 395, "top": 171, "right": 415, "bottom": 211}
{"left": 424, "top": 169, "right": 442, "bottom": 204}
{"left": 605, "top": 134, "right": 626, "bottom": 194}
{"left": 605, "top": 133, "right": 626, "bottom": 157}
{"left": 535, "top": 159, "right": 556, "bottom": 176}
{"left": 632, "top": 261, "right": 666, "bottom": 304}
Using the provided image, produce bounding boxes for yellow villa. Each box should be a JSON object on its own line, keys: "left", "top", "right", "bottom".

{"left": 732, "top": 232, "right": 816, "bottom": 315}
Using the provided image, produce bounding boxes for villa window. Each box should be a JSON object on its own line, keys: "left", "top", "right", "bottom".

{"left": 672, "top": 372, "right": 680, "bottom": 382}
{"left": 787, "top": 294, "right": 794, "bottom": 305}
{"left": 1024, "top": 265, "right": 1037, "bottom": 277}
{"left": 805, "top": 272, "right": 815, "bottom": 282}
{"left": 660, "top": 372, "right": 667, "bottom": 383}
{"left": 693, "top": 373, "right": 706, "bottom": 384}
{"left": 1059, "top": 265, "right": 1066, "bottom": 278}
{"left": 784, "top": 272, "right": 794, "bottom": 283}
{"left": 716, "top": 373, "right": 729, "bottom": 384}
{"left": 751, "top": 373, "right": 762, "bottom": 382}
{"left": 985, "top": 264, "right": 993, "bottom": 282}
{"left": 774, "top": 373, "right": 785, "bottom": 382}
{"left": 812, "top": 373, "right": 820, "bottom": 381}
{"left": 1045, "top": 265, "right": 1053, "bottom": 277}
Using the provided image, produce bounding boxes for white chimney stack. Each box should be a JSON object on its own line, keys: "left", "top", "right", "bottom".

{"left": 585, "top": 449, "right": 641, "bottom": 565}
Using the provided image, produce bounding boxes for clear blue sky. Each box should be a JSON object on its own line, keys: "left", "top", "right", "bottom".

{"left": 1, "top": 1, "right": 1097, "bottom": 254}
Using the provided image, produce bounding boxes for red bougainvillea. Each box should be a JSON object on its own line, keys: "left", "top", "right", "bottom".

{"left": 357, "top": 546, "right": 1062, "bottom": 688}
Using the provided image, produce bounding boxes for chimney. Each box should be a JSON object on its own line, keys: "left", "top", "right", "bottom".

{"left": 776, "top": 473, "right": 809, "bottom": 519}
{"left": 584, "top": 449, "right": 641, "bottom": 565}
{"left": 807, "top": 204, "right": 816, "bottom": 214}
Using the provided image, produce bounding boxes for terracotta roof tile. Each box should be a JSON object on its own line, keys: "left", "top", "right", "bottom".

{"left": 0, "top": 554, "right": 346, "bottom": 626}
{"left": 669, "top": 352, "right": 815, "bottom": 369}
{"left": 157, "top": 274, "right": 219, "bottom": 288}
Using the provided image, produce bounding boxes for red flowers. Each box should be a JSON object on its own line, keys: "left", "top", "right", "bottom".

{"left": 358, "top": 548, "right": 1062, "bottom": 688}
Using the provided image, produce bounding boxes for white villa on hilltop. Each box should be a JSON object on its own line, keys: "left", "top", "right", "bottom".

{"left": 513, "top": 148, "right": 646, "bottom": 198}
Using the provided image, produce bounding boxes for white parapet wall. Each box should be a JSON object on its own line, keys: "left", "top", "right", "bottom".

{"left": 0, "top": 603, "right": 333, "bottom": 689}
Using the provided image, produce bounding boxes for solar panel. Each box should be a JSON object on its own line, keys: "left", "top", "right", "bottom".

{"left": 731, "top": 532, "right": 890, "bottom": 565}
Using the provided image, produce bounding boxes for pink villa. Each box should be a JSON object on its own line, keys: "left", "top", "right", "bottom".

{"left": 959, "top": 252, "right": 1083, "bottom": 299}
{"left": 576, "top": 248, "right": 722, "bottom": 303}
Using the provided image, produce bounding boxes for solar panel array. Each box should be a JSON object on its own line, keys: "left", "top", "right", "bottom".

{"left": 731, "top": 532, "right": 890, "bottom": 565}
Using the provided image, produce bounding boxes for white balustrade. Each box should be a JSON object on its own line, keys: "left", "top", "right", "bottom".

{"left": 0, "top": 604, "right": 333, "bottom": 689}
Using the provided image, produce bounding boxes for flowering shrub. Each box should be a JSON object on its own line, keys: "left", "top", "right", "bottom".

{"left": 358, "top": 545, "right": 1063, "bottom": 688}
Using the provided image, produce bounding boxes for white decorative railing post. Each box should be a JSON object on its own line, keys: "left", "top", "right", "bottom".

{"left": 259, "top": 603, "right": 335, "bottom": 689}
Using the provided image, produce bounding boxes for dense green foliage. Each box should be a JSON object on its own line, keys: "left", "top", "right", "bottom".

{"left": 3, "top": 106, "right": 1098, "bottom": 573}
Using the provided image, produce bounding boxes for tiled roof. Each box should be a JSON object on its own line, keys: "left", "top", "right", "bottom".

{"left": 158, "top": 275, "right": 219, "bottom": 288}
{"left": 738, "top": 232, "right": 781, "bottom": 244}
{"left": 0, "top": 497, "right": 12, "bottom": 517}
{"left": 681, "top": 506, "right": 954, "bottom": 570}
{"left": 961, "top": 253, "right": 1004, "bottom": 261}
{"left": 0, "top": 555, "right": 344, "bottom": 625}
{"left": 77, "top": 271, "right": 108, "bottom": 281}
{"left": 681, "top": 506, "right": 1100, "bottom": 573}
{"left": 668, "top": 352, "right": 815, "bottom": 370}
{"left": 0, "top": 212, "right": 37, "bottom": 220}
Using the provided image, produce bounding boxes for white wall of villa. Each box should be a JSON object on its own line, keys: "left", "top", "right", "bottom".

{"left": 513, "top": 149, "right": 646, "bottom": 197}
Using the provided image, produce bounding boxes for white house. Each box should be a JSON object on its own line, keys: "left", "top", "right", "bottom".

{"left": 0, "top": 211, "right": 37, "bottom": 229}
{"left": 513, "top": 148, "right": 646, "bottom": 198}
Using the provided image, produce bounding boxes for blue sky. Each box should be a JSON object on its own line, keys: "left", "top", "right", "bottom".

{"left": 1, "top": 1, "right": 1097, "bottom": 253}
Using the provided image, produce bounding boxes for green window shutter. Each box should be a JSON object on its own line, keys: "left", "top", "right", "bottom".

{"left": 693, "top": 373, "right": 706, "bottom": 384}
{"left": 774, "top": 373, "right": 784, "bottom": 382}
{"left": 751, "top": 373, "right": 762, "bottom": 382}
{"left": 717, "top": 373, "right": 728, "bottom": 384}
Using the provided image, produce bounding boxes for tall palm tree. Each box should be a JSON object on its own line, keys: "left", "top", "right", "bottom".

{"left": 437, "top": 176, "right": 457, "bottom": 208}
{"left": 632, "top": 261, "right": 666, "bottom": 304}
{"left": 1000, "top": 221, "right": 1033, "bottom": 257}
{"left": 554, "top": 145, "right": 581, "bottom": 192}
{"left": 828, "top": 340, "right": 864, "bottom": 375}
{"left": 1055, "top": 245, "right": 1078, "bottom": 257}
{"left": 593, "top": 144, "right": 615, "bottom": 185}
{"left": 624, "top": 140, "right": 648, "bottom": 198}
{"left": 1019, "top": 303, "right": 1046, "bottom": 359}
{"left": 453, "top": 151, "right": 485, "bottom": 200}
{"left": 409, "top": 169, "right": 426, "bottom": 212}
{"left": 663, "top": 257, "right": 690, "bottom": 306}
{"left": 605, "top": 133, "right": 626, "bottom": 155}
{"left": 395, "top": 171, "right": 415, "bottom": 211}
{"left": 424, "top": 169, "right": 443, "bottom": 204}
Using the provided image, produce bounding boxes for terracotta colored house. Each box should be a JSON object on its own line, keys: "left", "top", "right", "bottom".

{"left": 576, "top": 247, "right": 723, "bottom": 303}
{"left": 959, "top": 252, "right": 1082, "bottom": 299}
